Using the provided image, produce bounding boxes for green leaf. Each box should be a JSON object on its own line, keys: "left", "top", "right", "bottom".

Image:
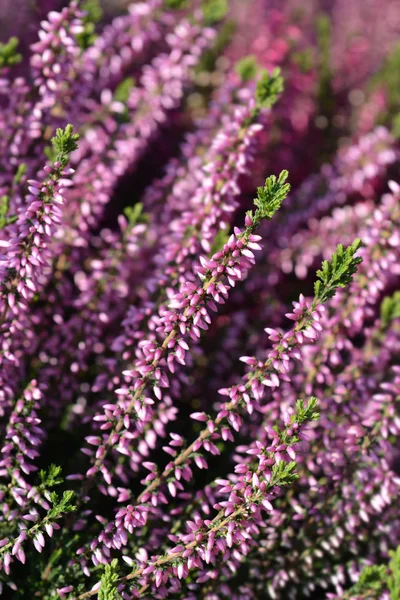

{"left": 76, "top": 0, "right": 103, "bottom": 49}
{"left": 123, "top": 203, "right": 147, "bottom": 227}
{"left": 295, "top": 397, "right": 319, "bottom": 424}
{"left": 209, "top": 228, "right": 229, "bottom": 256}
{"left": 114, "top": 77, "right": 136, "bottom": 104}
{"left": 313, "top": 239, "right": 363, "bottom": 305}
{"left": 255, "top": 68, "right": 284, "bottom": 109}
{"left": 388, "top": 545, "right": 400, "bottom": 600}
{"left": 0, "top": 37, "right": 22, "bottom": 68}
{"left": 345, "top": 564, "right": 387, "bottom": 597}
{"left": 370, "top": 43, "right": 400, "bottom": 124}
{"left": 235, "top": 55, "right": 258, "bottom": 82}
{"left": 82, "top": 0, "right": 103, "bottom": 22}
{"left": 14, "top": 163, "right": 27, "bottom": 185}
{"left": 344, "top": 545, "right": 400, "bottom": 599}
{"left": 196, "top": 20, "right": 235, "bottom": 74}
{"left": 293, "top": 48, "right": 314, "bottom": 73}
{"left": 252, "top": 170, "right": 290, "bottom": 222}
{"left": 39, "top": 464, "right": 63, "bottom": 489}
{"left": 48, "top": 490, "right": 76, "bottom": 520}
{"left": 165, "top": 0, "right": 188, "bottom": 7}
{"left": 0, "top": 195, "right": 17, "bottom": 229}
{"left": 202, "top": 0, "right": 229, "bottom": 25}
{"left": 271, "top": 461, "right": 298, "bottom": 486}
{"left": 51, "top": 124, "right": 79, "bottom": 167}
{"left": 380, "top": 292, "right": 400, "bottom": 327}
{"left": 392, "top": 113, "right": 400, "bottom": 139}
{"left": 315, "top": 13, "right": 333, "bottom": 98}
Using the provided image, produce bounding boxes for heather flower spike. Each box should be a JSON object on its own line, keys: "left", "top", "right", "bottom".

{"left": 0, "top": 124, "right": 79, "bottom": 329}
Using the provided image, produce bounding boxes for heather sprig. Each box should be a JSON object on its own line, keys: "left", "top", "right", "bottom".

{"left": 0, "top": 125, "right": 79, "bottom": 327}
{"left": 250, "top": 169, "right": 290, "bottom": 223}
{"left": 255, "top": 68, "right": 284, "bottom": 110}
{"left": 51, "top": 125, "right": 80, "bottom": 168}
{"left": 313, "top": 238, "right": 363, "bottom": 305}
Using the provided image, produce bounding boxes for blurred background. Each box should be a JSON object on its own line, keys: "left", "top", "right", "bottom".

{"left": 4, "top": 0, "right": 400, "bottom": 183}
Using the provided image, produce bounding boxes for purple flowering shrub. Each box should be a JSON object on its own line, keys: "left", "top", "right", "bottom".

{"left": 0, "top": 0, "right": 400, "bottom": 598}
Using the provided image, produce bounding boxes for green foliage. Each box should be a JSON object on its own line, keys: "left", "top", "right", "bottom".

{"left": 315, "top": 13, "right": 333, "bottom": 102}
{"left": 235, "top": 55, "right": 258, "bottom": 82}
{"left": 209, "top": 228, "right": 229, "bottom": 255}
{"left": 202, "top": 0, "right": 229, "bottom": 25}
{"left": 273, "top": 397, "right": 319, "bottom": 444}
{"left": 380, "top": 292, "right": 400, "bottom": 327}
{"left": 392, "top": 113, "right": 400, "bottom": 139}
{"left": 293, "top": 48, "right": 314, "bottom": 73}
{"left": 124, "top": 202, "right": 147, "bottom": 227}
{"left": 99, "top": 559, "right": 121, "bottom": 600}
{"left": 196, "top": 20, "right": 235, "bottom": 74}
{"left": 44, "top": 145, "right": 57, "bottom": 163}
{"left": 39, "top": 464, "right": 64, "bottom": 489}
{"left": 255, "top": 68, "right": 284, "bottom": 109}
{"left": 313, "top": 239, "right": 363, "bottom": 305}
{"left": 344, "top": 545, "right": 400, "bottom": 599}
{"left": 388, "top": 545, "right": 400, "bottom": 600}
{"left": 114, "top": 77, "right": 136, "bottom": 104}
{"left": 295, "top": 397, "right": 320, "bottom": 424}
{"left": 346, "top": 564, "right": 387, "bottom": 598}
{"left": 271, "top": 461, "right": 298, "bottom": 486}
{"left": 112, "top": 78, "right": 136, "bottom": 124}
{"left": 76, "top": 0, "right": 103, "bottom": 49}
{"left": 315, "top": 14, "right": 331, "bottom": 66}
{"left": 315, "top": 12, "right": 335, "bottom": 156}
{"left": 14, "top": 163, "right": 27, "bottom": 185}
{"left": 0, "top": 37, "right": 22, "bottom": 68}
{"left": 369, "top": 43, "right": 400, "bottom": 129}
{"left": 48, "top": 490, "right": 76, "bottom": 520}
{"left": 51, "top": 124, "right": 80, "bottom": 167}
{"left": 82, "top": 0, "right": 103, "bottom": 21}
{"left": 0, "top": 195, "right": 17, "bottom": 229}
{"left": 250, "top": 170, "right": 290, "bottom": 224}
{"left": 165, "top": 0, "right": 188, "bottom": 7}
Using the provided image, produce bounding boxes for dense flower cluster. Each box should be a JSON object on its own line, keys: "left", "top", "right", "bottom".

{"left": 0, "top": 0, "right": 399, "bottom": 599}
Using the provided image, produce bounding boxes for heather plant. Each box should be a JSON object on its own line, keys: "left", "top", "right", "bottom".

{"left": 0, "top": 1, "right": 399, "bottom": 599}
